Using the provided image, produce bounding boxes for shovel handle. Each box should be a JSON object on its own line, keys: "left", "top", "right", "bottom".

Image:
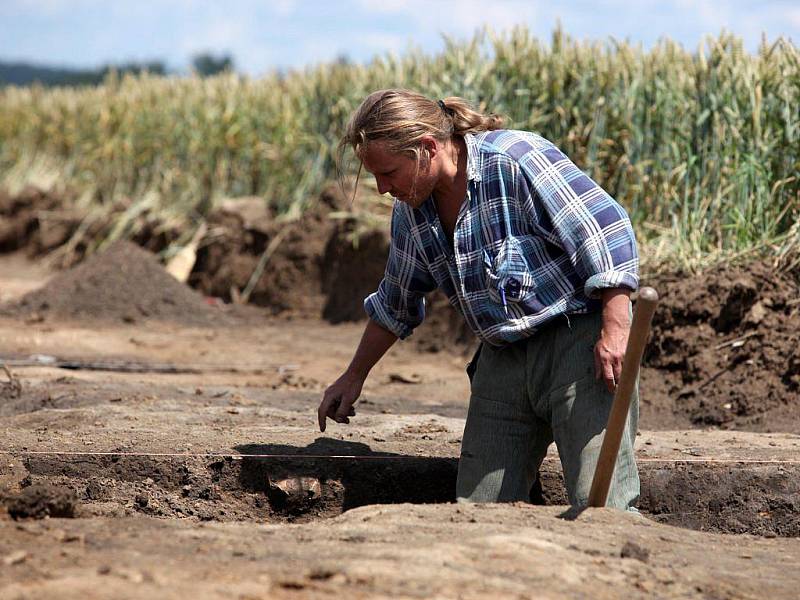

{"left": 587, "top": 286, "right": 659, "bottom": 508}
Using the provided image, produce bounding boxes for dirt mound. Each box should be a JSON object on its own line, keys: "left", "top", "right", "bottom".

{"left": 0, "top": 184, "right": 390, "bottom": 321}
{"left": 2, "top": 484, "right": 78, "bottom": 520}
{"left": 642, "top": 261, "right": 800, "bottom": 431}
{"left": 2, "top": 240, "right": 227, "bottom": 326}
{"left": 191, "top": 185, "right": 396, "bottom": 321}
{"left": 0, "top": 186, "right": 186, "bottom": 269}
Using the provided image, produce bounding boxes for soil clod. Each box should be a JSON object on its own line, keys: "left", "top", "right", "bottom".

{"left": 620, "top": 540, "right": 650, "bottom": 562}
{"left": 4, "top": 484, "right": 78, "bottom": 520}
{"left": 644, "top": 261, "right": 800, "bottom": 430}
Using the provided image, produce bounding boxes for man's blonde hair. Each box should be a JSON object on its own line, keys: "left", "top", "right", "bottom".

{"left": 339, "top": 89, "right": 504, "bottom": 201}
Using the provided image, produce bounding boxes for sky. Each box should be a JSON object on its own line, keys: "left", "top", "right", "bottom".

{"left": 1, "top": 0, "right": 799, "bottom": 75}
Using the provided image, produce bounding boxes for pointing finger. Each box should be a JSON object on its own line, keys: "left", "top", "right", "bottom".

{"left": 318, "top": 399, "right": 328, "bottom": 432}
{"left": 318, "top": 396, "right": 339, "bottom": 432}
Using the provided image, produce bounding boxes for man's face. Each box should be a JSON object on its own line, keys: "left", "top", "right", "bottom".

{"left": 360, "top": 140, "right": 436, "bottom": 208}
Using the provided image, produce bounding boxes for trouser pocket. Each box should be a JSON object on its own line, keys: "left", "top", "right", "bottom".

{"left": 465, "top": 343, "right": 483, "bottom": 383}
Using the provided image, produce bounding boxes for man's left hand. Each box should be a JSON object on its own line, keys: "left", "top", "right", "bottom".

{"left": 594, "top": 324, "right": 629, "bottom": 393}
{"left": 595, "top": 288, "right": 632, "bottom": 393}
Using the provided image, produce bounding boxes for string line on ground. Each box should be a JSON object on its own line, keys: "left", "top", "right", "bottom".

{"left": 1, "top": 450, "right": 800, "bottom": 464}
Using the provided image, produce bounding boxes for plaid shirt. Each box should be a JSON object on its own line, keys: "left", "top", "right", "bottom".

{"left": 364, "top": 129, "right": 639, "bottom": 346}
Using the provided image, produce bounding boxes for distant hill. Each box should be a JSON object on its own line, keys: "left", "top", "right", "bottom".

{"left": 0, "top": 60, "right": 166, "bottom": 87}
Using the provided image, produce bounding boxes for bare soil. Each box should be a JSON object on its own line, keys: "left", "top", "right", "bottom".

{"left": 190, "top": 185, "right": 374, "bottom": 316}
{"left": 1, "top": 187, "right": 800, "bottom": 597}
{"left": 2, "top": 505, "right": 798, "bottom": 600}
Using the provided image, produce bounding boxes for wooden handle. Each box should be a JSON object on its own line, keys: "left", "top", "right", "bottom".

{"left": 587, "top": 286, "right": 659, "bottom": 508}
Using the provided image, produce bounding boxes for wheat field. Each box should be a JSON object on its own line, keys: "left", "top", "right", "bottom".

{"left": 0, "top": 28, "right": 797, "bottom": 268}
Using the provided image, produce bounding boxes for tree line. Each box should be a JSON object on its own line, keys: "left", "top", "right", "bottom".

{"left": 0, "top": 53, "right": 234, "bottom": 87}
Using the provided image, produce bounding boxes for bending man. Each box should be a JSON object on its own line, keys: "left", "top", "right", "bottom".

{"left": 317, "top": 89, "right": 640, "bottom": 510}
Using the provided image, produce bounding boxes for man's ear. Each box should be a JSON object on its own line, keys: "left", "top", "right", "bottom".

{"left": 419, "top": 135, "right": 439, "bottom": 167}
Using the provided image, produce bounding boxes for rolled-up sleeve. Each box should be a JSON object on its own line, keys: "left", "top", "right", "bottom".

{"left": 515, "top": 147, "right": 639, "bottom": 299}
{"left": 364, "top": 204, "right": 438, "bottom": 339}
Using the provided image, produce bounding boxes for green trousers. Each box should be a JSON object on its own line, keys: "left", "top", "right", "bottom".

{"left": 456, "top": 311, "right": 640, "bottom": 510}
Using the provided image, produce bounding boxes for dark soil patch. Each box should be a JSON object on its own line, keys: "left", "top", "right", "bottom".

{"left": 191, "top": 187, "right": 350, "bottom": 315}
{"left": 2, "top": 484, "right": 78, "bottom": 520}
{"left": 0, "top": 187, "right": 71, "bottom": 254}
{"left": 190, "top": 185, "right": 397, "bottom": 322}
{"left": 9, "top": 452, "right": 800, "bottom": 536}
{"left": 13, "top": 449, "right": 454, "bottom": 524}
{"left": 0, "top": 186, "right": 180, "bottom": 265}
{"left": 0, "top": 240, "right": 228, "bottom": 326}
{"left": 321, "top": 221, "right": 388, "bottom": 323}
{"left": 642, "top": 261, "right": 800, "bottom": 431}
{"left": 413, "top": 291, "right": 477, "bottom": 355}
{"left": 639, "top": 462, "right": 800, "bottom": 536}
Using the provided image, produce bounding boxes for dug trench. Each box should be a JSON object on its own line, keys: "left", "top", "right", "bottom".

{"left": 3, "top": 450, "right": 798, "bottom": 538}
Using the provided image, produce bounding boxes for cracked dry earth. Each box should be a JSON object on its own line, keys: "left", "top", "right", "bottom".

{"left": 1, "top": 252, "right": 800, "bottom": 599}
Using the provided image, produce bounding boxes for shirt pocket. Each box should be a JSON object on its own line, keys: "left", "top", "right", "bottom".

{"left": 483, "top": 235, "right": 545, "bottom": 314}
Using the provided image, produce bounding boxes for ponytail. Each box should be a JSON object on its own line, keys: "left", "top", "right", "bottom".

{"left": 439, "top": 96, "right": 504, "bottom": 136}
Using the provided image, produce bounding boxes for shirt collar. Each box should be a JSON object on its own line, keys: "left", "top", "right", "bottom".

{"left": 463, "top": 133, "right": 482, "bottom": 182}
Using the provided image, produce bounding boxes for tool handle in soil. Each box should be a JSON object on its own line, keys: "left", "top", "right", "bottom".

{"left": 587, "top": 287, "right": 659, "bottom": 508}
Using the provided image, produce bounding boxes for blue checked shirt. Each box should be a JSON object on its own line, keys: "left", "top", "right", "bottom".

{"left": 364, "top": 129, "right": 639, "bottom": 346}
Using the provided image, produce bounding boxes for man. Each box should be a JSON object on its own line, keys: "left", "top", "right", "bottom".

{"left": 318, "top": 89, "right": 639, "bottom": 510}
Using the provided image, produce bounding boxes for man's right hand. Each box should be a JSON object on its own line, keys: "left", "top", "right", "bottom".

{"left": 318, "top": 371, "right": 364, "bottom": 432}
{"left": 317, "top": 318, "right": 399, "bottom": 432}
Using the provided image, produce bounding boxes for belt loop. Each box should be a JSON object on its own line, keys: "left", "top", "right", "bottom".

{"left": 563, "top": 313, "right": 571, "bottom": 330}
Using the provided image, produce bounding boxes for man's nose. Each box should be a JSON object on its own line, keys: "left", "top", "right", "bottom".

{"left": 375, "top": 176, "right": 391, "bottom": 195}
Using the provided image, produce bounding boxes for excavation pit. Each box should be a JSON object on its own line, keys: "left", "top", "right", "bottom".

{"left": 3, "top": 448, "right": 798, "bottom": 537}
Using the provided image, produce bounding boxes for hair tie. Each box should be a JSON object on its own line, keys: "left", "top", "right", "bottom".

{"left": 438, "top": 99, "right": 452, "bottom": 116}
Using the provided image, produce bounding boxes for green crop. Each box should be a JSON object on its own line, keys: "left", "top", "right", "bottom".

{"left": 0, "top": 28, "right": 797, "bottom": 270}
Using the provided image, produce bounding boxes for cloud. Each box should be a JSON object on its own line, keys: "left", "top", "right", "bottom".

{"left": 784, "top": 7, "right": 800, "bottom": 29}
{"left": 357, "top": 32, "right": 408, "bottom": 54}
{"left": 271, "top": 0, "right": 297, "bottom": 17}
{"left": 355, "top": 0, "right": 540, "bottom": 35}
